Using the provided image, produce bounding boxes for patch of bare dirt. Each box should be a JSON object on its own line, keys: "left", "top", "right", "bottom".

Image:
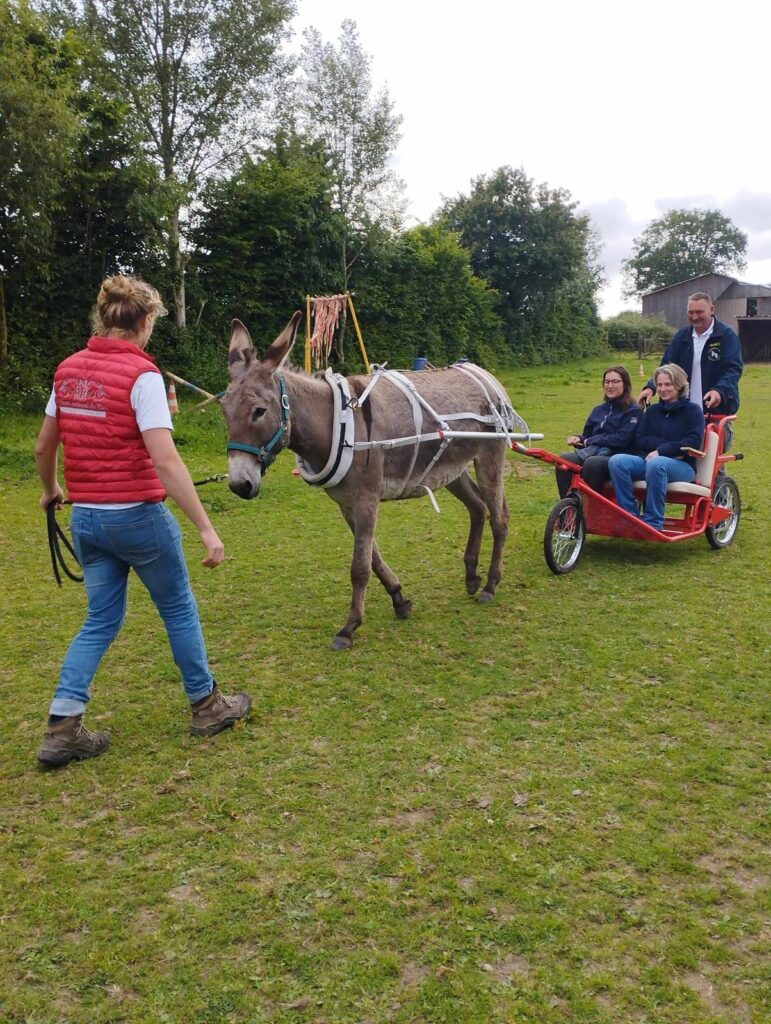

{"left": 482, "top": 953, "right": 530, "bottom": 984}
{"left": 133, "top": 906, "right": 161, "bottom": 932}
{"left": 507, "top": 460, "right": 549, "bottom": 479}
{"left": 681, "top": 970, "right": 751, "bottom": 1023}
{"left": 377, "top": 808, "right": 436, "bottom": 828}
{"left": 400, "top": 961, "right": 431, "bottom": 989}
{"left": 167, "top": 884, "right": 207, "bottom": 909}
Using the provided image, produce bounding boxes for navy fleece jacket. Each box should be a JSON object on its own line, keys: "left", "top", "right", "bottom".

{"left": 580, "top": 400, "right": 642, "bottom": 452}
{"left": 634, "top": 398, "right": 705, "bottom": 469}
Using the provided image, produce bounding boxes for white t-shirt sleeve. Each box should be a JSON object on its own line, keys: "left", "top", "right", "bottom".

{"left": 45, "top": 389, "right": 57, "bottom": 417}
{"left": 131, "top": 372, "right": 173, "bottom": 432}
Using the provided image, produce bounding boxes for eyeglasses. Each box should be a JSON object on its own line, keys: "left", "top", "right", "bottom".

{"left": 603, "top": 378, "right": 623, "bottom": 386}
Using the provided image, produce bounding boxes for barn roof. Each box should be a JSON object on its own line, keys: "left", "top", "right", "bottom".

{"left": 643, "top": 273, "right": 734, "bottom": 297}
{"left": 643, "top": 272, "right": 771, "bottom": 300}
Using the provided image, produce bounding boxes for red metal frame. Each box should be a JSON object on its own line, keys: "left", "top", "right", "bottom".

{"left": 514, "top": 415, "right": 740, "bottom": 545}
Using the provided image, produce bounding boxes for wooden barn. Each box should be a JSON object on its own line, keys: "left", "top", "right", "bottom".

{"left": 642, "top": 273, "right": 771, "bottom": 361}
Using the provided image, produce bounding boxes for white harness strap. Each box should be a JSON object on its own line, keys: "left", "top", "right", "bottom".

{"left": 295, "top": 368, "right": 355, "bottom": 488}
{"left": 453, "top": 361, "right": 528, "bottom": 439}
{"left": 380, "top": 370, "right": 425, "bottom": 496}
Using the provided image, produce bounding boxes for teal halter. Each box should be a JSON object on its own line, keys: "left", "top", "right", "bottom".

{"left": 226, "top": 375, "right": 290, "bottom": 475}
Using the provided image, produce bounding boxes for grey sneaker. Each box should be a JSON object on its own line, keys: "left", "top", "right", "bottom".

{"left": 38, "top": 715, "right": 110, "bottom": 768}
{"left": 190, "top": 688, "right": 252, "bottom": 737}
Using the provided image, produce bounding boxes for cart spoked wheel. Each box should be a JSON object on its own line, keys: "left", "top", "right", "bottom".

{"left": 544, "top": 497, "right": 585, "bottom": 574}
{"left": 706, "top": 475, "right": 741, "bottom": 549}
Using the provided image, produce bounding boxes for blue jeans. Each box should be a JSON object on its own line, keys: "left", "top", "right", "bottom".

{"left": 608, "top": 454, "right": 696, "bottom": 530}
{"left": 51, "top": 503, "right": 214, "bottom": 716}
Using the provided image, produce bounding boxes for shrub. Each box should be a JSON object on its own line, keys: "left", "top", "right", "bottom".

{"left": 604, "top": 310, "right": 672, "bottom": 353}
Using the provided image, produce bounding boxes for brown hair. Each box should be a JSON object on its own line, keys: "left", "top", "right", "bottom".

{"left": 91, "top": 275, "right": 167, "bottom": 335}
{"left": 655, "top": 362, "right": 690, "bottom": 399}
{"left": 602, "top": 364, "right": 635, "bottom": 409}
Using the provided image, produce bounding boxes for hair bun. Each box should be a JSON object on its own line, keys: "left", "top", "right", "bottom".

{"left": 101, "top": 275, "right": 135, "bottom": 300}
{"left": 92, "top": 275, "right": 167, "bottom": 335}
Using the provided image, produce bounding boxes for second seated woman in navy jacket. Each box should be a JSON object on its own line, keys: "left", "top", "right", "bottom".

{"left": 555, "top": 364, "right": 641, "bottom": 497}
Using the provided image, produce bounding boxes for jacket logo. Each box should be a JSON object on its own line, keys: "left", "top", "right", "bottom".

{"left": 57, "top": 377, "right": 108, "bottom": 407}
{"left": 707, "top": 348, "right": 720, "bottom": 361}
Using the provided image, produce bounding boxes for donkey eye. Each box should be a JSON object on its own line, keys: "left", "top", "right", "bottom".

{"left": 252, "top": 407, "right": 267, "bottom": 421}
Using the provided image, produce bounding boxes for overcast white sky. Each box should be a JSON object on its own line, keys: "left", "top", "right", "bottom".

{"left": 291, "top": 0, "right": 771, "bottom": 317}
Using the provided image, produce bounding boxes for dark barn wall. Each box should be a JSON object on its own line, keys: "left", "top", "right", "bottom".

{"left": 738, "top": 317, "right": 771, "bottom": 361}
{"left": 642, "top": 274, "right": 734, "bottom": 329}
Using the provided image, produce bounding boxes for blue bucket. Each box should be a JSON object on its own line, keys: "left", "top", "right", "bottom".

{"left": 413, "top": 356, "right": 428, "bottom": 371}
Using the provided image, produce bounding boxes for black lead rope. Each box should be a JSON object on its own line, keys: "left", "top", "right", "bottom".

{"left": 46, "top": 474, "right": 228, "bottom": 586}
{"left": 192, "top": 473, "right": 229, "bottom": 487}
{"left": 46, "top": 500, "right": 83, "bottom": 586}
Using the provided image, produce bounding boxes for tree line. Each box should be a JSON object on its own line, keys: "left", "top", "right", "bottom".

{"left": 8, "top": 3, "right": 748, "bottom": 407}
{"left": 1, "top": 0, "right": 608, "bottom": 403}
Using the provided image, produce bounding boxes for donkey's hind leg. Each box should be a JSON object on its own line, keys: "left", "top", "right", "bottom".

{"left": 340, "top": 507, "right": 412, "bottom": 620}
{"left": 472, "top": 449, "right": 509, "bottom": 603}
{"left": 447, "top": 470, "right": 489, "bottom": 595}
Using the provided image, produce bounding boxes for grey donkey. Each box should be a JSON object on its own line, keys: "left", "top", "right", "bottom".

{"left": 222, "top": 312, "right": 515, "bottom": 650}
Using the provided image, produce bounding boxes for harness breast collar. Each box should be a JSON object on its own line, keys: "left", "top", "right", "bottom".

{"left": 295, "top": 368, "right": 355, "bottom": 488}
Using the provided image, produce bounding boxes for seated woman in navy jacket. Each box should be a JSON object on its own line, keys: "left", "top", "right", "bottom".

{"left": 556, "top": 365, "right": 641, "bottom": 497}
{"left": 609, "top": 363, "right": 705, "bottom": 531}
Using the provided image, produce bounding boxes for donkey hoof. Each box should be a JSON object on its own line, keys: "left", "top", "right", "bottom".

{"left": 478, "top": 590, "right": 495, "bottom": 605}
{"left": 466, "top": 576, "right": 482, "bottom": 595}
{"left": 394, "top": 599, "right": 413, "bottom": 620}
{"left": 331, "top": 634, "right": 353, "bottom": 651}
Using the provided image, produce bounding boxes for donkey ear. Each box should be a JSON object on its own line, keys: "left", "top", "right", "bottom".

{"left": 262, "top": 311, "right": 303, "bottom": 373}
{"left": 228, "top": 319, "right": 254, "bottom": 375}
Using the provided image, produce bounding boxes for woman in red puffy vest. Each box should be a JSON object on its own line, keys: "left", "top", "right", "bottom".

{"left": 35, "top": 275, "right": 252, "bottom": 767}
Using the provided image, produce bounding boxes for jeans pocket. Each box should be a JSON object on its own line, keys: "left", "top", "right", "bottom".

{"left": 103, "top": 516, "right": 161, "bottom": 565}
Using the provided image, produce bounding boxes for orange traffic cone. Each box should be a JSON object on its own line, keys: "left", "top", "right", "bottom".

{"left": 167, "top": 381, "right": 179, "bottom": 415}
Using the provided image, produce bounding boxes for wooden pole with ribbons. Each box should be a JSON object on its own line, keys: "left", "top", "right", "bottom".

{"left": 305, "top": 295, "right": 312, "bottom": 374}
{"left": 305, "top": 292, "right": 371, "bottom": 374}
{"left": 346, "top": 293, "right": 371, "bottom": 374}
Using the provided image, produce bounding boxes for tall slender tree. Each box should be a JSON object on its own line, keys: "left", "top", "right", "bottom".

{"left": 75, "top": 0, "right": 295, "bottom": 327}
{"left": 297, "top": 19, "right": 403, "bottom": 357}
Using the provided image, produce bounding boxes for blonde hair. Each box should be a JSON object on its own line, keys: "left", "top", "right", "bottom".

{"left": 91, "top": 275, "right": 167, "bottom": 335}
{"left": 655, "top": 362, "right": 690, "bottom": 399}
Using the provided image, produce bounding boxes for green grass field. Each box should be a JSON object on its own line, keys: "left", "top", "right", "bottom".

{"left": 1, "top": 355, "right": 768, "bottom": 1023}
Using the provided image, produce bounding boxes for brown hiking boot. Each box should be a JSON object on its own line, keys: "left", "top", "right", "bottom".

{"left": 190, "top": 688, "right": 252, "bottom": 737}
{"left": 38, "top": 715, "right": 110, "bottom": 768}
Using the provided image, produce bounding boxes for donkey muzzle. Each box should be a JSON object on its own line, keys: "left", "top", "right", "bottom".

{"left": 227, "top": 452, "right": 262, "bottom": 499}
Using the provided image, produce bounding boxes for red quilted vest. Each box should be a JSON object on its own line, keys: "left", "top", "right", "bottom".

{"left": 54, "top": 337, "right": 167, "bottom": 504}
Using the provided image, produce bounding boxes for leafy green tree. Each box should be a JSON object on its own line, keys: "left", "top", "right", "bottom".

{"left": 71, "top": 0, "right": 296, "bottom": 327}
{"left": 437, "top": 166, "right": 603, "bottom": 362}
{"left": 355, "top": 224, "right": 507, "bottom": 370}
{"left": 297, "top": 18, "right": 403, "bottom": 356}
{"left": 0, "top": 0, "right": 80, "bottom": 370}
{"left": 19, "top": 85, "right": 166, "bottom": 378}
{"left": 622, "top": 208, "right": 747, "bottom": 298}
{"left": 189, "top": 138, "right": 341, "bottom": 377}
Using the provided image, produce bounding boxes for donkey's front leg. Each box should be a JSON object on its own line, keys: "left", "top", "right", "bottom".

{"left": 332, "top": 502, "right": 378, "bottom": 651}
{"left": 340, "top": 508, "right": 412, "bottom": 620}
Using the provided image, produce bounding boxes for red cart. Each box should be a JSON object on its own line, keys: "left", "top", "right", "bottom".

{"left": 513, "top": 415, "right": 743, "bottom": 574}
